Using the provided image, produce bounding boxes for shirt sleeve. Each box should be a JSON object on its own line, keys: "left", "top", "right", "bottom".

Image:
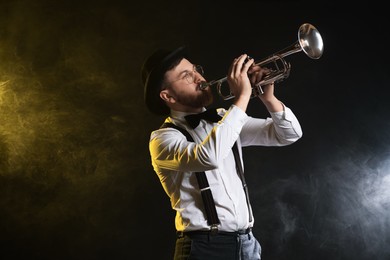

{"left": 149, "top": 105, "right": 249, "bottom": 172}
{"left": 239, "top": 104, "right": 303, "bottom": 146}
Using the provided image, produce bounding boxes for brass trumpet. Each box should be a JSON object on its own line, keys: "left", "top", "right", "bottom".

{"left": 199, "top": 23, "right": 324, "bottom": 100}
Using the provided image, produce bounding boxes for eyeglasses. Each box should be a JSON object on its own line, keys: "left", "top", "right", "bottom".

{"left": 184, "top": 65, "right": 204, "bottom": 84}
{"left": 165, "top": 65, "right": 204, "bottom": 86}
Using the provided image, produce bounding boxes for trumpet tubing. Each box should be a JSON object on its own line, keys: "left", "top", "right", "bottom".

{"left": 200, "top": 23, "right": 324, "bottom": 100}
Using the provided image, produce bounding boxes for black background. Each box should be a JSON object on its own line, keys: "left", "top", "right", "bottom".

{"left": 0, "top": 0, "right": 389, "bottom": 259}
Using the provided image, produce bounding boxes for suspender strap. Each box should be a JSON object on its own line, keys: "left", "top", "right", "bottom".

{"left": 232, "top": 143, "right": 253, "bottom": 223}
{"left": 195, "top": 172, "right": 220, "bottom": 227}
{"left": 160, "top": 123, "right": 220, "bottom": 227}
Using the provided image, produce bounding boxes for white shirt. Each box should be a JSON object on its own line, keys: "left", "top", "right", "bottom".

{"left": 149, "top": 104, "right": 302, "bottom": 232}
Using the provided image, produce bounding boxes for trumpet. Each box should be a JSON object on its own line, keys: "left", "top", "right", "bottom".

{"left": 199, "top": 23, "right": 324, "bottom": 100}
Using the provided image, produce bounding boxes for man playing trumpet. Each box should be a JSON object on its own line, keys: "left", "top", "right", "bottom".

{"left": 141, "top": 45, "right": 303, "bottom": 260}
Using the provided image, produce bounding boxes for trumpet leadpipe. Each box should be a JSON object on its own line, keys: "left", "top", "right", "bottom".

{"left": 199, "top": 79, "right": 225, "bottom": 90}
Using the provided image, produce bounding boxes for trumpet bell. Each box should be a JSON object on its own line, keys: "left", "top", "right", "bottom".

{"left": 200, "top": 23, "right": 324, "bottom": 100}
{"left": 298, "top": 23, "right": 324, "bottom": 59}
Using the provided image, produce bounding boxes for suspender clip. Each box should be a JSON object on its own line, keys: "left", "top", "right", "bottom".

{"left": 210, "top": 224, "right": 219, "bottom": 235}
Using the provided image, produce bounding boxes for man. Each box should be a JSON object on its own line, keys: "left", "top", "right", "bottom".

{"left": 141, "top": 45, "right": 302, "bottom": 260}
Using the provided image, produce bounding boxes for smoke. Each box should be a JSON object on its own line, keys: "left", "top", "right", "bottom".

{"left": 0, "top": 2, "right": 152, "bottom": 257}
{"left": 251, "top": 139, "right": 390, "bottom": 259}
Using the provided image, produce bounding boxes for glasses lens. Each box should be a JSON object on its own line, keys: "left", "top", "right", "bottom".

{"left": 195, "top": 65, "right": 204, "bottom": 75}
{"left": 184, "top": 65, "right": 204, "bottom": 84}
{"left": 184, "top": 72, "right": 193, "bottom": 84}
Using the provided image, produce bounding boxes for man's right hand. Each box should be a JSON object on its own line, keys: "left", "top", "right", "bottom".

{"left": 227, "top": 54, "right": 253, "bottom": 112}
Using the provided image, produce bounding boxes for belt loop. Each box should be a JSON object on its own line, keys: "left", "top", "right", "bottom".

{"left": 176, "top": 231, "right": 183, "bottom": 238}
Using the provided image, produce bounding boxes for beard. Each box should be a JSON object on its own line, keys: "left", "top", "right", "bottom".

{"left": 173, "top": 87, "right": 214, "bottom": 109}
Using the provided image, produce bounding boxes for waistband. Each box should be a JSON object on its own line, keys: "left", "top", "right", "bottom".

{"left": 177, "top": 227, "right": 252, "bottom": 238}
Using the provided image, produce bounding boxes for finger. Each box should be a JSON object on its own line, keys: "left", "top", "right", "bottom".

{"left": 238, "top": 55, "right": 254, "bottom": 74}
{"left": 232, "top": 54, "right": 247, "bottom": 76}
{"left": 250, "top": 71, "right": 258, "bottom": 85}
{"left": 243, "top": 57, "right": 254, "bottom": 69}
{"left": 264, "top": 67, "right": 272, "bottom": 76}
{"left": 248, "top": 64, "right": 261, "bottom": 74}
{"left": 234, "top": 54, "right": 245, "bottom": 63}
{"left": 230, "top": 55, "right": 244, "bottom": 72}
{"left": 228, "top": 57, "right": 240, "bottom": 75}
{"left": 253, "top": 71, "right": 265, "bottom": 85}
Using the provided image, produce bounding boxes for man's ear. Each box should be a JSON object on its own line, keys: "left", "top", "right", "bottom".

{"left": 160, "top": 89, "right": 176, "bottom": 104}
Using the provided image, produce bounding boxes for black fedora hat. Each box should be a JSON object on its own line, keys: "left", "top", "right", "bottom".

{"left": 141, "top": 45, "right": 188, "bottom": 115}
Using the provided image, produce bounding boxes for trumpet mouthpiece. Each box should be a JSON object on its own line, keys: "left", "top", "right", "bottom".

{"left": 199, "top": 81, "right": 209, "bottom": 90}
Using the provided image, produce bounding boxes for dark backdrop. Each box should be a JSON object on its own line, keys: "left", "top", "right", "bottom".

{"left": 0, "top": 0, "right": 389, "bottom": 259}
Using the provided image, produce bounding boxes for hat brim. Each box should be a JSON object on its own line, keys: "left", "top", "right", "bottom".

{"left": 144, "top": 45, "right": 188, "bottom": 116}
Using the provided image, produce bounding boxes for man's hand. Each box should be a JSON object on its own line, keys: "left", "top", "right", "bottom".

{"left": 248, "top": 62, "right": 283, "bottom": 112}
{"left": 227, "top": 54, "right": 253, "bottom": 112}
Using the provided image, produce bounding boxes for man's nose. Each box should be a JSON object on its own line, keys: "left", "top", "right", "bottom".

{"left": 194, "top": 72, "right": 205, "bottom": 83}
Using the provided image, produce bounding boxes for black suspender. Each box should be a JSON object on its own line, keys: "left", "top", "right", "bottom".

{"left": 160, "top": 122, "right": 252, "bottom": 230}
{"left": 232, "top": 143, "right": 253, "bottom": 223}
{"left": 161, "top": 122, "right": 220, "bottom": 231}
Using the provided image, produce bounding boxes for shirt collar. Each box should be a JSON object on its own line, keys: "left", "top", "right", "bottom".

{"left": 170, "top": 108, "right": 207, "bottom": 120}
